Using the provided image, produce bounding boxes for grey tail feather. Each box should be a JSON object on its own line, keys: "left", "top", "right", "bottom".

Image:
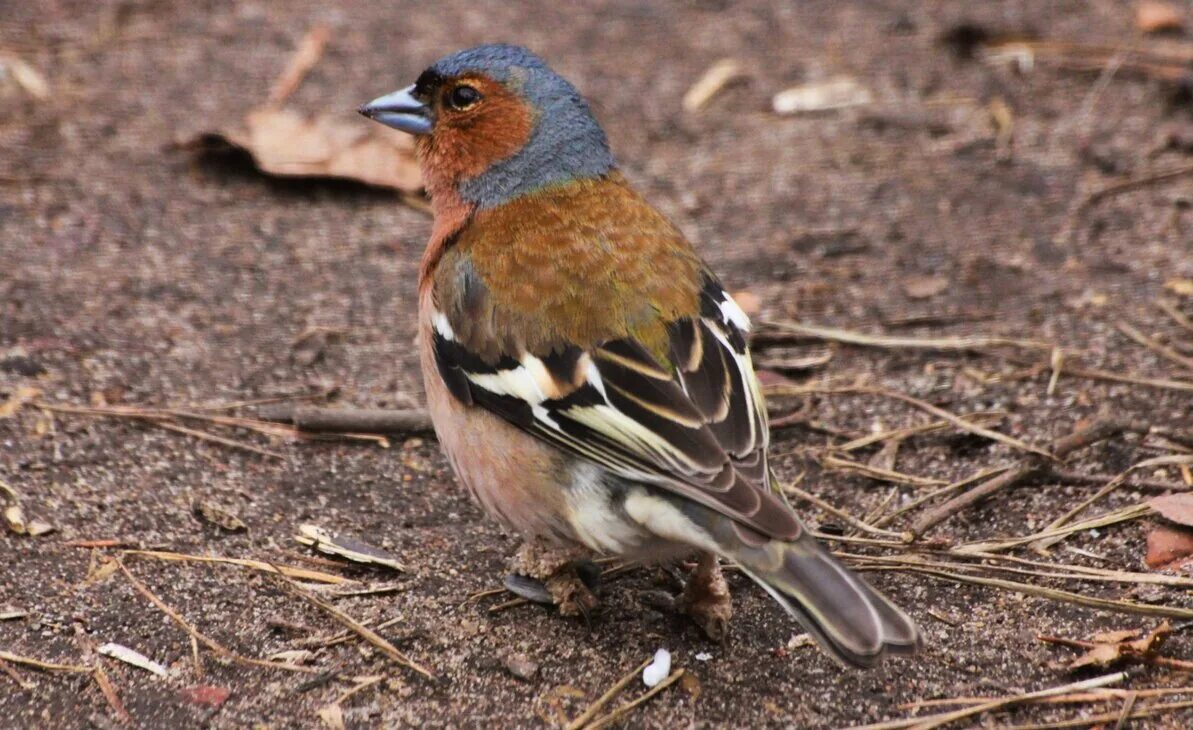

{"left": 735, "top": 535, "right": 921, "bottom": 669}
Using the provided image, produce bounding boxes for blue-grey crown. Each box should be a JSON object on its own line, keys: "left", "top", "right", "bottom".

{"left": 428, "top": 44, "right": 616, "bottom": 208}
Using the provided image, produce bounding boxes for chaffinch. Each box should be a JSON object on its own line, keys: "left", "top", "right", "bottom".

{"left": 361, "top": 44, "right": 919, "bottom": 667}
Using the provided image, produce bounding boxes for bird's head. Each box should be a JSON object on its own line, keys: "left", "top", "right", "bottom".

{"left": 360, "top": 44, "right": 615, "bottom": 211}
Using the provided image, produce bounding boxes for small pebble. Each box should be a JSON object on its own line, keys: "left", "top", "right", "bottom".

{"left": 642, "top": 648, "right": 671, "bottom": 687}
{"left": 502, "top": 654, "right": 539, "bottom": 681}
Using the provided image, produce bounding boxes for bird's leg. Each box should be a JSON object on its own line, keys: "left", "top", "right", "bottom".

{"left": 505, "top": 537, "right": 601, "bottom": 619}
{"left": 680, "top": 552, "right": 733, "bottom": 641}
{"left": 639, "top": 551, "right": 732, "bottom": 640}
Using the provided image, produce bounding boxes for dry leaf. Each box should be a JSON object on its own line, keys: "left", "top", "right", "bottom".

{"left": 1149, "top": 493, "right": 1193, "bottom": 527}
{"left": 296, "top": 524, "right": 405, "bottom": 571}
{"left": 773, "top": 77, "right": 872, "bottom": 115}
{"left": 1144, "top": 524, "right": 1193, "bottom": 570}
{"left": 902, "top": 274, "right": 950, "bottom": 300}
{"left": 192, "top": 498, "right": 247, "bottom": 532}
{"left": 1065, "top": 623, "right": 1170, "bottom": 670}
{"left": 1165, "top": 278, "right": 1193, "bottom": 297}
{"left": 1137, "top": 2, "right": 1184, "bottom": 34}
{"left": 317, "top": 703, "right": 345, "bottom": 730}
{"left": 98, "top": 642, "right": 169, "bottom": 677}
{"left": 868, "top": 438, "right": 902, "bottom": 472}
{"left": 683, "top": 59, "right": 744, "bottom": 112}
{"left": 190, "top": 109, "right": 423, "bottom": 193}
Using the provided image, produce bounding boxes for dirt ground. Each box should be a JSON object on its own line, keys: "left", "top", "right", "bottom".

{"left": 3, "top": 1, "right": 1193, "bottom": 728}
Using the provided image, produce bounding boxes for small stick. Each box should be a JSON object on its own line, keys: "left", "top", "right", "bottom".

{"left": 756, "top": 320, "right": 1052, "bottom": 352}
{"left": 256, "top": 405, "right": 433, "bottom": 434}
{"left": 908, "top": 419, "right": 1129, "bottom": 538}
{"left": 0, "top": 657, "right": 32, "bottom": 689}
{"left": 1032, "top": 454, "right": 1193, "bottom": 551}
{"left": 115, "top": 557, "right": 318, "bottom": 674}
{"left": 1060, "top": 365, "right": 1193, "bottom": 393}
{"left": 584, "top": 669, "right": 686, "bottom": 730}
{"left": 767, "top": 384, "right": 1049, "bottom": 458}
{"left": 1157, "top": 299, "right": 1193, "bottom": 333}
{"left": 784, "top": 484, "right": 902, "bottom": 538}
{"left": 267, "top": 25, "right": 331, "bottom": 106}
{"left": 274, "top": 574, "right": 435, "bottom": 680}
{"left": 92, "top": 665, "right": 130, "bottom": 724}
{"left": 123, "top": 549, "right": 353, "bottom": 584}
{"left": 850, "top": 671, "right": 1131, "bottom": 730}
{"left": 1081, "top": 163, "right": 1193, "bottom": 208}
{"left": 873, "top": 466, "right": 1011, "bottom": 528}
{"left": 564, "top": 657, "right": 654, "bottom": 730}
{"left": 835, "top": 411, "right": 1006, "bottom": 452}
{"left": 820, "top": 454, "right": 946, "bottom": 487}
{"left": 0, "top": 650, "right": 89, "bottom": 673}
{"left": 1115, "top": 321, "right": 1193, "bottom": 372}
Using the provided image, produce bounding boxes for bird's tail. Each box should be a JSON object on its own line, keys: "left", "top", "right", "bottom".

{"left": 730, "top": 529, "right": 921, "bottom": 668}
{"left": 657, "top": 494, "right": 921, "bottom": 668}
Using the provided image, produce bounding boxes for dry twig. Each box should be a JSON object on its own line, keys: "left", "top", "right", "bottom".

{"left": 274, "top": 573, "right": 435, "bottom": 680}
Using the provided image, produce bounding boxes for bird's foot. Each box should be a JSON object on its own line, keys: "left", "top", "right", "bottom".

{"left": 504, "top": 561, "right": 602, "bottom": 620}
{"left": 641, "top": 552, "right": 732, "bottom": 642}
{"left": 504, "top": 537, "right": 601, "bottom": 620}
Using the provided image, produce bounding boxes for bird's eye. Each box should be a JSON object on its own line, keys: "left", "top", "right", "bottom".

{"left": 446, "top": 85, "right": 482, "bottom": 110}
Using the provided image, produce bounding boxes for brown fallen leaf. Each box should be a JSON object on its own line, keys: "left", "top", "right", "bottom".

{"left": 1040, "top": 622, "right": 1172, "bottom": 671}
{"left": 1144, "top": 523, "right": 1193, "bottom": 570}
{"left": 1149, "top": 493, "right": 1193, "bottom": 527}
{"left": 188, "top": 108, "right": 423, "bottom": 193}
{"left": 1137, "top": 2, "right": 1184, "bottom": 34}
{"left": 902, "top": 274, "right": 950, "bottom": 300}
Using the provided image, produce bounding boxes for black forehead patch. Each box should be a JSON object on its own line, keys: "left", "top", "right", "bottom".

{"left": 413, "top": 68, "right": 445, "bottom": 98}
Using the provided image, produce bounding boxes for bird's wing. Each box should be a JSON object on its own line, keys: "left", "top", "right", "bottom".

{"left": 431, "top": 263, "right": 801, "bottom": 541}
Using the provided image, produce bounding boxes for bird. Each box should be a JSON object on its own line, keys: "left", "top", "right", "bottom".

{"left": 360, "top": 44, "right": 920, "bottom": 667}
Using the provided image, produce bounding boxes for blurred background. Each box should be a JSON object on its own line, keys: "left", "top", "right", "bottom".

{"left": 2, "top": 2, "right": 1192, "bottom": 728}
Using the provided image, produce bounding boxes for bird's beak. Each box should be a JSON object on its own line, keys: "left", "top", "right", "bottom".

{"left": 358, "top": 85, "right": 433, "bottom": 135}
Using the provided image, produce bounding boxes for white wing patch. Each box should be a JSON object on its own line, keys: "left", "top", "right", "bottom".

{"left": 623, "top": 489, "right": 719, "bottom": 553}
{"left": 718, "top": 292, "right": 752, "bottom": 332}
{"left": 431, "top": 309, "right": 456, "bottom": 341}
{"left": 565, "top": 463, "right": 644, "bottom": 553}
